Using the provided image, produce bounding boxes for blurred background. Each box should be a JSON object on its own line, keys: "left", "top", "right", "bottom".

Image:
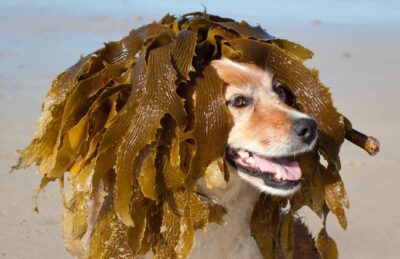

{"left": 1, "top": 0, "right": 399, "bottom": 258}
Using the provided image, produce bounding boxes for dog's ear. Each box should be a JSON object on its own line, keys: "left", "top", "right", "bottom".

{"left": 211, "top": 58, "right": 268, "bottom": 88}
{"left": 211, "top": 58, "right": 251, "bottom": 86}
{"left": 211, "top": 58, "right": 247, "bottom": 74}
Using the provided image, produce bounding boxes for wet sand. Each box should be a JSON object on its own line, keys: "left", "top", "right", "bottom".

{"left": 1, "top": 6, "right": 399, "bottom": 259}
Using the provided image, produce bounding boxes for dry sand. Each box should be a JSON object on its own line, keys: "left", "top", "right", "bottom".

{"left": 1, "top": 6, "right": 399, "bottom": 259}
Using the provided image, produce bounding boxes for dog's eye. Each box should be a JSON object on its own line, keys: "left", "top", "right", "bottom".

{"left": 272, "top": 80, "right": 295, "bottom": 107}
{"left": 228, "top": 95, "right": 252, "bottom": 108}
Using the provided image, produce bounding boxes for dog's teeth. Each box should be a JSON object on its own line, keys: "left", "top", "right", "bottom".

{"left": 238, "top": 150, "right": 249, "bottom": 158}
{"left": 276, "top": 167, "right": 282, "bottom": 180}
{"left": 247, "top": 157, "right": 255, "bottom": 164}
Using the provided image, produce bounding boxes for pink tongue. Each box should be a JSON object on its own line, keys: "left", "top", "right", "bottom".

{"left": 252, "top": 154, "right": 301, "bottom": 181}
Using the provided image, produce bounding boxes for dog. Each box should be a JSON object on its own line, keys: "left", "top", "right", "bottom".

{"left": 87, "top": 58, "right": 319, "bottom": 259}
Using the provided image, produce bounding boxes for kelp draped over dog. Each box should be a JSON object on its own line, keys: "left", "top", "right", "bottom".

{"left": 14, "top": 12, "right": 379, "bottom": 258}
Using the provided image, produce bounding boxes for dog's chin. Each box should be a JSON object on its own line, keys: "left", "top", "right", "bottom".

{"left": 225, "top": 146, "right": 305, "bottom": 197}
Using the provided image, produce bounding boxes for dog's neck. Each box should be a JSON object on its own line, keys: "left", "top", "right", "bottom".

{"left": 196, "top": 170, "right": 259, "bottom": 214}
{"left": 190, "top": 170, "right": 264, "bottom": 259}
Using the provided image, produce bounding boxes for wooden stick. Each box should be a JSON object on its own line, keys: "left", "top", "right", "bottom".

{"left": 345, "top": 129, "right": 380, "bottom": 156}
{"left": 341, "top": 114, "right": 380, "bottom": 156}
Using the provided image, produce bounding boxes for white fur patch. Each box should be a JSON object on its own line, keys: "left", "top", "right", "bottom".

{"left": 190, "top": 172, "right": 263, "bottom": 259}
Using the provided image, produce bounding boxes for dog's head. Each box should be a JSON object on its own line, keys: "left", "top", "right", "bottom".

{"left": 212, "top": 58, "right": 317, "bottom": 196}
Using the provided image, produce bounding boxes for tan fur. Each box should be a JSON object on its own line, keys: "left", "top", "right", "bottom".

{"left": 212, "top": 58, "right": 297, "bottom": 157}
{"left": 246, "top": 106, "right": 292, "bottom": 146}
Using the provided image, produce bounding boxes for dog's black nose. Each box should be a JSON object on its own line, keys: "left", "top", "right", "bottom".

{"left": 292, "top": 118, "right": 317, "bottom": 144}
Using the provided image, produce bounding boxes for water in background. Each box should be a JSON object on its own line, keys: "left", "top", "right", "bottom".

{"left": 1, "top": 0, "right": 400, "bottom": 25}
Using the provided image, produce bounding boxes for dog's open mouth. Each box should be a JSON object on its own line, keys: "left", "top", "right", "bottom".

{"left": 225, "top": 147, "right": 302, "bottom": 190}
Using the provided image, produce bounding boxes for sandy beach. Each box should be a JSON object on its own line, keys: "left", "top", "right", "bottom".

{"left": 1, "top": 2, "right": 399, "bottom": 259}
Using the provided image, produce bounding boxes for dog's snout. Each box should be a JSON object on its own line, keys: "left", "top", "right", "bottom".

{"left": 292, "top": 118, "right": 317, "bottom": 144}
